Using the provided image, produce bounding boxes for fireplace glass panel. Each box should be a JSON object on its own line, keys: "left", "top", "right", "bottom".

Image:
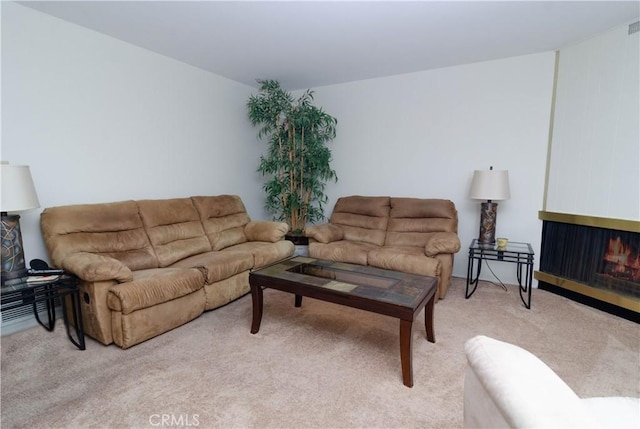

{"left": 540, "top": 221, "right": 640, "bottom": 299}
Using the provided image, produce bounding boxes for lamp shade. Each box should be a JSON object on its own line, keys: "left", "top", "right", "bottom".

{"left": 469, "top": 169, "right": 510, "bottom": 201}
{"left": 1, "top": 163, "right": 40, "bottom": 212}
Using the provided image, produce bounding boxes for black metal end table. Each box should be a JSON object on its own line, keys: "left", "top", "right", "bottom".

{"left": 1, "top": 274, "right": 85, "bottom": 350}
{"left": 465, "top": 239, "right": 535, "bottom": 309}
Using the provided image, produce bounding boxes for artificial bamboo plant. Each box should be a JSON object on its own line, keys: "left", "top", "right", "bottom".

{"left": 247, "top": 80, "right": 337, "bottom": 236}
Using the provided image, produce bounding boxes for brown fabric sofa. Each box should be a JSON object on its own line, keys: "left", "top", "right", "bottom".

{"left": 40, "top": 195, "right": 294, "bottom": 348}
{"left": 305, "top": 196, "right": 460, "bottom": 299}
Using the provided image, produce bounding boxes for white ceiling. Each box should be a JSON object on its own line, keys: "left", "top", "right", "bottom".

{"left": 19, "top": 1, "right": 640, "bottom": 90}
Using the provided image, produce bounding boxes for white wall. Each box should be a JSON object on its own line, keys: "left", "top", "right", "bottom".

{"left": 547, "top": 20, "right": 640, "bottom": 220}
{"left": 310, "top": 52, "right": 556, "bottom": 283}
{"left": 1, "top": 3, "right": 266, "bottom": 266}
{"left": 2, "top": 2, "right": 557, "bottom": 287}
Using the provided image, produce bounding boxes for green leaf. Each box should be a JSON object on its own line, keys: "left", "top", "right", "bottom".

{"left": 247, "top": 80, "right": 338, "bottom": 229}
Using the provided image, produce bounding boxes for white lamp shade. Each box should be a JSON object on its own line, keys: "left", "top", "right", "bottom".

{"left": 469, "top": 169, "right": 511, "bottom": 201}
{"left": 1, "top": 163, "right": 40, "bottom": 212}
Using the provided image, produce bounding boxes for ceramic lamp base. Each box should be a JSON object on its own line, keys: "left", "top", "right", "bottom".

{"left": 478, "top": 202, "right": 498, "bottom": 245}
{"left": 1, "top": 213, "right": 28, "bottom": 282}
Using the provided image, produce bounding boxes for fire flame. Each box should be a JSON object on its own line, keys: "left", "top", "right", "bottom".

{"left": 603, "top": 237, "right": 640, "bottom": 280}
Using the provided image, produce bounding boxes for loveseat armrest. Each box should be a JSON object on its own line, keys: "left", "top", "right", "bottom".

{"left": 305, "top": 223, "right": 344, "bottom": 243}
{"left": 60, "top": 252, "right": 133, "bottom": 283}
{"left": 425, "top": 232, "right": 461, "bottom": 257}
{"left": 244, "top": 221, "right": 290, "bottom": 242}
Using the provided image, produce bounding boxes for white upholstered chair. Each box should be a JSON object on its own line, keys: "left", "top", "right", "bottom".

{"left": 463, "top": 335, "right": 639, "bottom": 428}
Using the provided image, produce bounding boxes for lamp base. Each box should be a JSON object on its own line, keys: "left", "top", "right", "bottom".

{"left": 1, "top": 213, "right": 28, "bottom": 282}
{"left": 478, "top": 201, "right": 498, "bottom": 245}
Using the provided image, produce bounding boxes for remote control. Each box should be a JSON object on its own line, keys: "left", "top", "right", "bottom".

{"left": 28, "top": 269, "right": 65, "bottom": 276}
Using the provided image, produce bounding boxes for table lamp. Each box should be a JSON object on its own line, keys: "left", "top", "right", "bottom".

{"left": 1, "top": 162, "right": 40, "bottom": 281}
{"left": 469, "top": 167, "right": 510, "bottom": 245}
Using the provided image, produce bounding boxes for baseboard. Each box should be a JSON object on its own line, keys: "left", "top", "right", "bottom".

{"left": 1, "top": 308, "right": 63, "bottom": 336}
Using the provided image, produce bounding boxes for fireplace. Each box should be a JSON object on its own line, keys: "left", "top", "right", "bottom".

{"left": 596, "top": 236, "right": 640, "bottom": 294}
{"left": 536, "top": 212, "right": 640, "bottom": 323}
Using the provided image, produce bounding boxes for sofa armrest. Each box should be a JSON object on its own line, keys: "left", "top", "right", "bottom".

{"left": 61, "top": 252, "right": 133, "bottom": 283}
{"left": 305, "top": 223, "right": 344, "bottom": 243}
{"left": 244, "top": 221, "right": 289, "bottom": 242}
{"left": 425, "top": 232, "right": 461, "bottom": 257}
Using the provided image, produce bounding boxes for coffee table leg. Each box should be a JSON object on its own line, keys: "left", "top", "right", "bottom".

{"left": 295, "top": 294, "right": 302, "bottom": 307}
{"left": 400, "top": 319, "right": 413, "bottom": 388}
{"left": 424, "top": 294, "right": 436, "bottom": 343}
{"left": 250, "top": 284, "right": 263, "bottom": 334}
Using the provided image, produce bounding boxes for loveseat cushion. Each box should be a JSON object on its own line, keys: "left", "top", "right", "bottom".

{"left": 385, "top": 198, "right": 458, "bottom": 247}
{"left": 367, "top": 246, "right": 441, "bottom": 278}
{"left": 329, "top": 196, "right": 390, "bottom": 246}
{"left": 41, "top": 200, "right": 159, "bottom": 272}
{"left": 425, "top": 232, "right": 461, "bottom": 257}
{"left": 305, "top": 223, "right": 344, "bottom": 243}
{"left": 308, "top": 241, "right": 380, "bottom": 266}
{"left": 192, "top": 195, "right": 251, "bottom": 250}
{"left": 107, "top": 268, "right": 204, "bottom": 314}
{"left": 138, "top": 198, "right": 211, "bottom": 267}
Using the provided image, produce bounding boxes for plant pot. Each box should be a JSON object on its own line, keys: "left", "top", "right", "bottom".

{"left": 285, "top": 234, "right": 309, "bottom": 257}
{"left": 285, "top": 234, "right": 309, "bottom": 246}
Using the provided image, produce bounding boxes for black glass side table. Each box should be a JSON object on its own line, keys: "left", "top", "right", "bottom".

{"left": 465, "top": 239, "right": 535, "bottom": 309}
{"left": 1, "top": 274, "right": 85, "bottom": 350}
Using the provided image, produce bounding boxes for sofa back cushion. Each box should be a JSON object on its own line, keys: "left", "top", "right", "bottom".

{"left": 40, "top": 200, "right": 158, "bottom": 270}
{"left": 191, "top": 195, "right": 251, "bottom": 251}
{"left": 385, "top": 198, "right": 458, "bottom": 247}
{"left": 329, "top": 196, "right": 390, "bottom": 246}
{"left": 138, "top": 198, "right": 211, "bottom": 267}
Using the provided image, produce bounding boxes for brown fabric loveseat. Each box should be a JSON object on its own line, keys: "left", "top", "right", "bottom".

{"left": 305, "top": 196, "right": 460, "bottom": 299}
{"left": 40, "top": 195, "right": 294, "bottom": 348}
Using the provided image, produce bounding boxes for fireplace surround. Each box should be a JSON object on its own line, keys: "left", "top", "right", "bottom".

{"left": 536, "top": 211, "right": 639, "bottom": 323}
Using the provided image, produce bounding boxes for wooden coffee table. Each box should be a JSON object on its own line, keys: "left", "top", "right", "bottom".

{"left": 249, "top": 257, "right": 438, "bottom": 387}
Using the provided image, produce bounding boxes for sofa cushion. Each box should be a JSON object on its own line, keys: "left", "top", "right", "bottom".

{"left": 203, "top": 271, "right": 250, "bottom": 311}
{"left": 170, "top": 250, "right": 254, "bottom": 284}
{"left": 329, "top": 196, "right": 390, "bottom": 246}
{"left": 111, "top": 288, "right": 205, "bottom": 349}
{"left": 192, "top": 195, "right": 251, "bottom": 250}
{"left": 367, "top": 246, "right": 441, "bottom": 278}
{"left": 138, "top": 198, "right": 211, "bottom": 267}
{"left": 226, "top": 240, "right": 295, "bottom": 268}
{"left": 309, "top": 241, "right": 380, "bottom": 266}
{"left": 61, "top": 252, "right": 133, "bottom": 283}
{"left": 41, "top": 200, "right": 159, "bottom": 271}
{"left": 107, "top": 268, "right": 204, "bottom": 314}
{"left": 76, "top": 279, "right": 119, "bottom": 346}
{"left": 386, "top": 198, "right": 458, "bottom": 247}
{"left": 244, "top": 221, "right": 289, "bottom": 242}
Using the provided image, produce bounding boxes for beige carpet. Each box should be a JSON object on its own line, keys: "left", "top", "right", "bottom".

{"left": 1, "top": 278, "right": 638, "bottom": 428}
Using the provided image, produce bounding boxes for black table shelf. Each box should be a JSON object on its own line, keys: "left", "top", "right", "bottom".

{"left": 465, "top": 239, "right": 535, "bottom": 309}
{"left": 1, "top": 275, "right": 85, "bottom": 350}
